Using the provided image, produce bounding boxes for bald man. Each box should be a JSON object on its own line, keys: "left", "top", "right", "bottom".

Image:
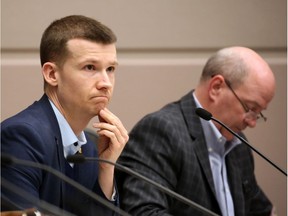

{"left": 117, "top": 47, "right": 275, "bottom": 216}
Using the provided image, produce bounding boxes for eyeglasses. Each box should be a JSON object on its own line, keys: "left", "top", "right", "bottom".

{"left": 224, "top": 79, "right": 267, "bottom": 122}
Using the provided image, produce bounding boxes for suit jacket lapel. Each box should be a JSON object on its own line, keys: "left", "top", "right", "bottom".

{"left": 180, "top": 91, "right": 218, "bottom": 200}
{"left": 226, "top": 152, "right": 245, "bottom": 216}
{"left": 38, "top": 94, "right": 67, "bottom": 208}
{"left": 54, "top": 136, "right": 66, "bottom": 208}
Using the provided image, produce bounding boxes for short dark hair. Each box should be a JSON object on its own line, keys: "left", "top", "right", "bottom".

{"left": 40, "top": 15, "right": 117, "bottom": 67}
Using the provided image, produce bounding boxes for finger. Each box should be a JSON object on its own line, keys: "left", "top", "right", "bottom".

{"left": 93, "top": 124, "right": 128, "bottom": 148}
{"left": 96, "top": 109, "right": 129, "bottom": 141}
{"left": 97, "top": 129, "right": 126, "bottom": 152}
{"left": 98, "top": 109, "right": 122, "bottom": 128}
{"left": 98, "top": 113, "right": 106, "bottom": 123}
{"left": 96, "top": 123, "right": 126, "bottom": 145}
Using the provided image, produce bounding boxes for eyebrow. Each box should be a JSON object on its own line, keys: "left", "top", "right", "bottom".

{"left": 110, "top": 60, "right": 119, "bottom": 66}
{"left": 247, "top": 100, "right": 263, "bottom": 109}
{"left": 81, "top": 58, "right": 119, "bottom": 66}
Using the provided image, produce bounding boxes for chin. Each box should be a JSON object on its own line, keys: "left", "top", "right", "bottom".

{"left": 94, "top": 104, "right": 107, "bottom": 113}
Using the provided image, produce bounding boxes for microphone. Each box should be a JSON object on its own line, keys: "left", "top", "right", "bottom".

{"left": 1, "top": 177, "right": 76, "bottom": 216}
{"left": 195, "top": 108, "right": 287, "bottom": 176}
{"left": 67, "top": 154, "right": 220, "bottom": 216}
{"left": 1, "top": 154, "right": 131, "bottom": 216}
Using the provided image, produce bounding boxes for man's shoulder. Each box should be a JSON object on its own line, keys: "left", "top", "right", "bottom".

{"left": 1, "top": 95, "right": 56, "bottom": 133}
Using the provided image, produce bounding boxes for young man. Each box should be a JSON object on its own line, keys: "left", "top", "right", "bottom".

{"left": 1, "top": 15, "right": 128, "bottom": 216}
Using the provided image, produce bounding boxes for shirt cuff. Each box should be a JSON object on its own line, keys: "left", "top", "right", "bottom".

{"left": 110, "top": 186, "right": 117, "bottom": 201}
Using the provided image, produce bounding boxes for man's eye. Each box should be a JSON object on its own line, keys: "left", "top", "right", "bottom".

{"left": 107, "top": 66, "right": 115, "bottom": 73}
{"left": 85, "top": 65, "right": 96, "bottom": 71}
{"left": 248, "top": 105, "right": 260, "bottom": 113}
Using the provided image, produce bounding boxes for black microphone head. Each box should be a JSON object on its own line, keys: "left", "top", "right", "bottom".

{"left": 66, "top": 154, "right": 86, "bottom": 163}
{"left": 195, "top": 108, "right": 212, "bottom": 121}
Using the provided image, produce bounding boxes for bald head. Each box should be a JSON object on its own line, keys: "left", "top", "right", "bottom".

{"left": 196, "top": 46, "right": 275, "bottom": 119}
{"left": 195, "top": 46, "right": 276, "bottom": 138}
{"left": 221, "top": 47, "right": 275, "bottom": 103}
{"left": 200, "top": 46, "right": 275, "bottom": 91}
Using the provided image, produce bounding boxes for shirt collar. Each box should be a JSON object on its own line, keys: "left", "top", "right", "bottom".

{"left": 192, "top": 92, "right": 241, "bottom": 156}
{"left": 49, "top": 99, "right": 87, "bottom": 152}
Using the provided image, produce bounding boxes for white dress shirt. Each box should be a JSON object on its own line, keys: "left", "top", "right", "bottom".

{"left": 49, "top": 100, "right": 87, "bottom": 166}
{"left": 193, "top": 93, "right": 241, "bottom": 216}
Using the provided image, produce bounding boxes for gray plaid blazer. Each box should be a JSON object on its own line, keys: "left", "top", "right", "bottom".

{"left": 117, "top": 90, "right": 272, "bottom": 216}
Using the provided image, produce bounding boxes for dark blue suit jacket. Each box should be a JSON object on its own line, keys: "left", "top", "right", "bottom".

{"left": 1, "top": 94, "right": 117, "bottom": 215}
{"left": 117, "top": 90, "right": 273, "bottom": 216}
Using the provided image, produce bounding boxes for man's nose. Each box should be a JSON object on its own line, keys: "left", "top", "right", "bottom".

{"left": 97, "top": 71, "right": 113, "bottom": 89}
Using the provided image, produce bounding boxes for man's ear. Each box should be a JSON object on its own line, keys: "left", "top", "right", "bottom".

{"left": 42, "top": 62, "right": 58, "bottom": 86}
{"left": 208, "top": 75, "right": 225, "bottom": 100}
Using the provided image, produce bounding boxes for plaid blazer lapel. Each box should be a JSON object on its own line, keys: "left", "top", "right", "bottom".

{"left": 180, "top": 91, "right": 218, "bottom": 200}
{"left": 226, "top": 151, "right": 245, "bottom": 216}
